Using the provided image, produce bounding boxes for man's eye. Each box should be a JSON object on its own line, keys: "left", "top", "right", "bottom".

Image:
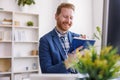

{"left": 63, "top": 16, "right": 73, "bottom": 20}
{"left": 70, "top": 17, "right": 73, "bottom": 20}
{"left": 63, "top": 16, "right": 67, "bottom": 18}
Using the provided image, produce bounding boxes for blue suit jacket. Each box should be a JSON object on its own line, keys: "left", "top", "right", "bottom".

{"left": 39, "top": 29, "right": 79, "bottom": 73}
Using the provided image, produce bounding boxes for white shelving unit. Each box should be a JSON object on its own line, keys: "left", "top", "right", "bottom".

{"left": 0, "top": 10, "right": 40, "bottom": 80}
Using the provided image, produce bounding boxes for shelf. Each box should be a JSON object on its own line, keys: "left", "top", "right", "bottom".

{"left": 13, "top": 26, "right": 38, "bottom": 29}
{"left": 0, "top": 10, "right": 12, "bottom": 13}
{"left": 0, "top": 10, "right": 39, "bottom": 80}
{"left": 13, "top": 41, "right": 38, "bottom": 43}
{"left": 14, "top": 56, "right": 38, "bottom": 59}
{"left": 0, "top": 25, "right": 12, "bottom": 27}
{"left": 0, "top": 72, "right": 11, "bottom": 75}
{"left": 0, "top": 56, "right": 12, "bottom": 59}
{"left": 0, "top": 40, "right": 12, "bottom": 43}
{"left": 14, "top": 11, "right": 39, "bottom": 16}
{"left": 14, "top": 70, "right": 38, "bottom": 74}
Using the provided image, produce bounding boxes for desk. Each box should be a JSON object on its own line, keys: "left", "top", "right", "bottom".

{"left": 30, "top": 74, "right": 120, "bottom": 80}
{"left": 30, "top": 74, "right": 86, "bottom": 80}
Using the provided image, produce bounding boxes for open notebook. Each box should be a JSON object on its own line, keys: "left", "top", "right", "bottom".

{"left": 69, "top": 38, "right": 95, "bottom": 53}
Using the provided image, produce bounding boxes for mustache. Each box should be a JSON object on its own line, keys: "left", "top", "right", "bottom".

{"left": 63, "top": 22, "right": 72, "bottom": 25}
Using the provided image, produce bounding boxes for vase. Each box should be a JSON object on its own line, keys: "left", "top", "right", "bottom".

{"left": 19, "top": 5, "right": 28, "bottom": 12}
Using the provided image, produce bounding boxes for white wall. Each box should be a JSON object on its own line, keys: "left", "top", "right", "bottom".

{"left": 68, "top": 0, "right": 93, "bottom": 38}
{"left": 93, "top": 0, "right": 103, "bottom": 52}
{"left": 0, "top": 0, "right": 103, "bottom": 39}
{"left": 93, "top": 0, "right": 103, "bottom": 29}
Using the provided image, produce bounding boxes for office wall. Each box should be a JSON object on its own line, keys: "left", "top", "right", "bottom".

{"left": 68, "top": 0, "right": 93, "bottom": 38}
{"left": 93, "top": 0, "right": 103, "bottom": 51}
{"left": 0, "top": 0, "right": 103, "bottom": 40}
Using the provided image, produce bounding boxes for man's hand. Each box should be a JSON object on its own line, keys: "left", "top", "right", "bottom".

{"left": 64, "top": 46, "right": 83, "bottom": 69}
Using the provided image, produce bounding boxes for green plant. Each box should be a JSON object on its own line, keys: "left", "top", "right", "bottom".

{"left": 17, "top": 0, "right": 35, "bottom": 6}
{"left": 93, "top": 26, "right": 102, "bottom": 40}
{"left": 27, "top": 21, "right": 34, "bottom": 26}
{"left": 72, "top": 26, "right": 120, "bottom": 80}
{"left": 73, "top": 46, "right": 120, "bottom": 80}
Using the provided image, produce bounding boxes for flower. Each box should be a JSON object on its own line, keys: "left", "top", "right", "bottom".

{"left": 73, "top": 46, "right": 120, "bottom": 80}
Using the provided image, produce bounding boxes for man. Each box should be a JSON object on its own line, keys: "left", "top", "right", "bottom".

{"left": 39, "top": 3, "right": 81, "bottom": 73}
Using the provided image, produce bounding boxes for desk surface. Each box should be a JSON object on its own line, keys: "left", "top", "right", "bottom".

{"left": 30, "top": 74, "right": 120, "bottom": 80}
{"left": 30, "top": 74, "right": 86, "bottom": 80}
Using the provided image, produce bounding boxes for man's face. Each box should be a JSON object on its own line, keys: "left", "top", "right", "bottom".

{"left": 55, "top": 8, "right": 74, "bottom": 32}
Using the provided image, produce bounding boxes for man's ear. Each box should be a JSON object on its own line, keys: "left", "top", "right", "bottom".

{"left": 55, "top": 13, "right": 58, "bottom": 20}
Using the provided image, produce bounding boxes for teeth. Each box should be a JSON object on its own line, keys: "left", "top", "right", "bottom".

{"left": 64, "top": 23, "right": 69, "bottom": 26}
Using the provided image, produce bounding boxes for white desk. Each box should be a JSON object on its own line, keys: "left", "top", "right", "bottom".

{"left": 30, "top": 74, "right": 120, "bottom": 80}
{"left": 30, "top": 74, "right": 86, "bottom": 80}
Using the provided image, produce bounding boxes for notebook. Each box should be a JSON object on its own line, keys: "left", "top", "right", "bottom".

{"left": 69, "top": 38, "right": 95, "bottom": 53}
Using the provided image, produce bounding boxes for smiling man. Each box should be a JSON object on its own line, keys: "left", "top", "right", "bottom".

{"left": 39, "top": 3, "right": 81, "bottom": 73}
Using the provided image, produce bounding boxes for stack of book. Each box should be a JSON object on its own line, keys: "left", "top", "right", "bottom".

{"left": 14, "top": 30, "right": 26, "bottom": 42}
{"left": 0, "top": 31, "right": 11, "bottom": 41}
{"left": 1, "top": 18, "right": 12, "bottom": 25}
{"left": 0, "top": 31, "right": 3, "bottom": 40}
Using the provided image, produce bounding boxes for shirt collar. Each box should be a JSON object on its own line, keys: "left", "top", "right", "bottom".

{"left": 55, "top": 28, "right": 68, "bottom": 38}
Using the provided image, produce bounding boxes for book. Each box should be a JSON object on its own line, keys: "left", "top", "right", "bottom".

{"left": 1, "top": 21, "right": 12, "bottom": 25}
{"left": 69, "top": 38, "right": 95, "bottom": 53}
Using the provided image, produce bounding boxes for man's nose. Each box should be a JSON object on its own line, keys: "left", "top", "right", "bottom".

{"left": 66, "top": 18, "right": 71, "bottom": 24}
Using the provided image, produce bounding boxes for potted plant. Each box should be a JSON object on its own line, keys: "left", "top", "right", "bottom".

{"left": 26, "top": 21, "right": 34, "bottom": 26}
{"left": 73, "top": 46, "right": 120, "bottom": 80}
{"left": 17, "top": 0, "right": 35, "bottom": 6}
{"left": 16, "top": 0, "right": 35, "bottom": 11}
{"left": 72, "top": 27, "right": 120, "bottom": 80}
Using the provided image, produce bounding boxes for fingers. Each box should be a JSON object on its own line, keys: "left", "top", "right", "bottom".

{"left": 68, "top": 53, "right": 76, "bottom": 58}
{"left": 77, "top": 46, "right": 83, "bottom": 51}
{"left": 71, "top": 46, "right": 83, "bottom": 54}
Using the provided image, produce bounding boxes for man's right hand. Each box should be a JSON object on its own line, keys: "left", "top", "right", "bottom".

{"left": 64, "top": 46, "right": 83, "bottom": 69}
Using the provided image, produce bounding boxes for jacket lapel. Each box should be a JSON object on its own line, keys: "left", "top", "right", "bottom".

{"left": 68, "top": 32, "right": 73, "bottom": 44}
{"left": 51, "top": 29, "right": 66, "bottom": 60}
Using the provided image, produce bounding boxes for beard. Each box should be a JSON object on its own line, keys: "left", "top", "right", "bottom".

{"left": 57, "top": 21, "right": 72, "bottom": 31}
